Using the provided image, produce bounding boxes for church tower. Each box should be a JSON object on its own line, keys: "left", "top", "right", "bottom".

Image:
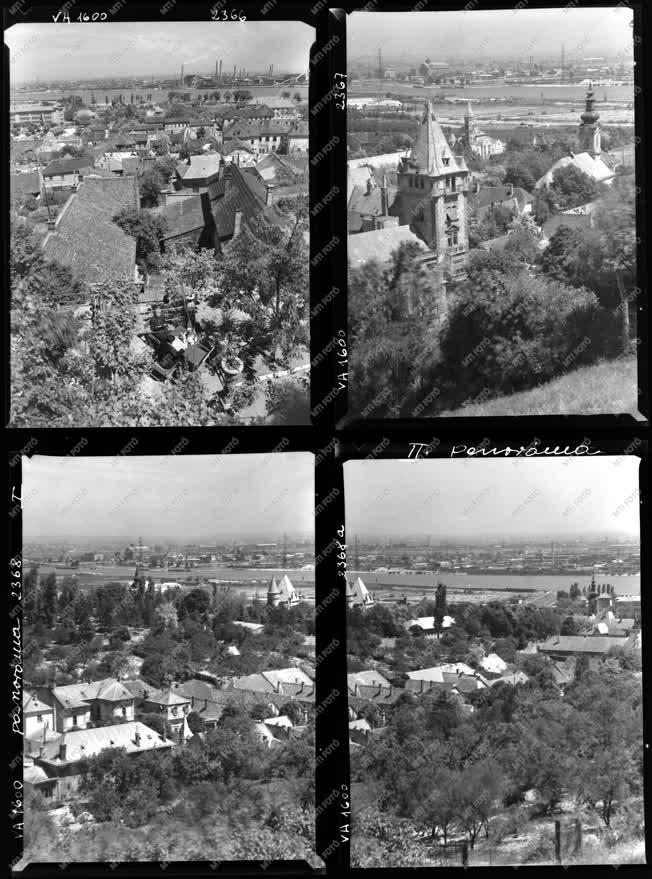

{"left": 394, "top": 101, "right": 469, "bottom": 277}
{"left": 578, "top": 82, "right": 601, "bottom": 157}
{"left": 267, "top": 577, "right": 282, "bottom": 608}
{"left": 464, "top": 101, "right": 477, "bottom": 150}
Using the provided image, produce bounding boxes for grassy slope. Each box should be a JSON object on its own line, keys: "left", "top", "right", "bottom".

{"left": 439, "top": 356, "right": 643, "bottom": 418}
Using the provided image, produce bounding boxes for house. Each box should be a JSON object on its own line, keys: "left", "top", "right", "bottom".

{"left": 209, "top": 162, "right": 282, "bottom": 251}
{"left": 264, "top": 97, "right": 302, "bottom": 119}
{"left": 468, "top": 181, "right": 534, "bottom": 221}
{"left": 538, "top": 633, "right": 628, "bottom": 663}
{"left": 253, "top": 152, "right": 308, "bottom": 185}
{"left": 176, "top": 153, "right": 223, "bottom": 192}
{"left": 142, "top": 689, "right": 192, "bottom": 742}
{"left": 405, "top": 663, "right": 488, "bottom": 697}
{"left": 41, "top": 156, "right": 94, "bottom": 190}
{"left": 347, "top": 670, "right": 392, "bottom": 695}
{"left": 348, "top": 176, "right": 398, "bottom": 234}
{"left": 349, "top": 717, "right": 373, "bottom": 747}
{"left": 228, "top": 667, "right": 314, "bottom": 700}
{"left": 615, "top": 595, "right": 641, "bottom": 618}
{"left": 284, "top": 120, "right": 309, "bottom": 155}
{"left": 479, "top": 652, "right": 509, "bottom": 677}
{"left": 38, "top": 678, "right": 136, "bottom": 733}
{"left": 222, "top": 119, "right": 296, "bottom": 155}
{"left": 11, "top": 103, "right": 63, "bottom": 125}
{"left": 170, "top": 679, "right": 226, "bottom": 730}
{"left": 150, "top": 192, "right": 216, "bottom": 251}
{"left": 41, "top": 177, "right": 139, "bottom": 287}
{"left": 25, "top": 722, "right": 175, "bottom": 800}
{"left": 404, "top": 615, "right": 455, "bottom": 638}
{"left": 23, "top": 691, "right": 56, "bottom": 740}
{"left": 217, "top": 104, "right": 275, "bottom": 127}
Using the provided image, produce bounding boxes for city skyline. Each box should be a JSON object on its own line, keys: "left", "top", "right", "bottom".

{"left": 344, "top": 458, "right": 640, "bottom": 539}
{"left": 6, "top": 21, "right": 314, "bottom": 82}
{"left": 22, "top": 454, "right": 314, "bottom": 541}
{"left": 348, "top": 7, "right": 634, "bottom": 63}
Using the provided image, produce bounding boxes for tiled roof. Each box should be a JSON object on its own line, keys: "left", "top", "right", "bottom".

{"left": 286, "top": 121, "right": 309, "bottom": 138}
{"left": 539, "top": 634, "right": 628, "bottom": 654}
{"left": 42, "top": 179, "right": 137, "bottom": 284}
{"left": 144, "top": 689, "right": 190, "bottom": 706}
{"left": 51, "top": 677, "right": 134, "bottom": 709}
{"left": 535, "top": 152, "right": 615, "bottom": 188}
{"left": 211, "top": 162, "right": 278, "bottom": 240}
{"left": 409, "top": 101, "right": 466, "bottom": 176}
{"left": 178, "top": 154, "right": 223, "bottom": 182}
{"left": 42, "top": 157, "right": 93, "bottom": 176}
{"left": 23, "top": 691, "right": 53, "bottom": 714}
{"left": 469, "top": 185, "right": 533, "bottom": 212}
{"left": 347, "top": 670, "right": 392, "bottom": 690}
{"left": 151, "top": 194, "right": 208, "bottom": 239}
{"left": 38, "top": 721, "right": 174, "bottom": 765}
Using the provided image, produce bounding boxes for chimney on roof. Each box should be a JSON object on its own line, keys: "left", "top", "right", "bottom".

{"left": 265, "top": 183, "right": 274, "bottom": 206}
{"left": 134, "top": 729, "right": 141, "bottom": 747}
{"left": 47, "top": 217, "right": 56, "bottom": 231}
{"left": 58, "top": 742, "right": 67, "bottom": 761}
{"left": 39, "top": 745, "right": 45, "bottom": 758}
{"left": 233, "top": 209, "right": 242, "bottom": 237}
{"left": 380, "top": 173, "right": 388, "bottom": 216}
{"left": 507, "top": 182, "right": 514, "bottom": 197}
{"left": 474, "top": 179, "right": 481, "bottom": 194}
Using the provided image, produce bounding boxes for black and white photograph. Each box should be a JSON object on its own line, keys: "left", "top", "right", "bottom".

{"left": 18, "top": 453, "right": 317, "bottom": 865}
{"left": 8, "top": 20, "right": 312, "bottom": 426}
{"left": 344, "top": 455, "right": 644, "bottom": 866}
{"left": 346, "top": 7, "right": 641, "bottom": 418}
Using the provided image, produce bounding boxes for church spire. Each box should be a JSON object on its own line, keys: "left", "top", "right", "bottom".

{"left": 410, "top": 100, "right": 460, "bottom": 176}
{"left": 578, "top": 81, "right": 601, "bottom": 157}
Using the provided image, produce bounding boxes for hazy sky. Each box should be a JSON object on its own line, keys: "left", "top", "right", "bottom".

{"left": 344, "top": 457, "right": 640, "bottom": 540}
{"left": 6, "top": 21, "right": 314, "bottom": 83}
{"left": 348, "top": 7, "right": 633, "bottom": 62}
{"left": 22, "top": 454, "right": 314, "bottom": 541}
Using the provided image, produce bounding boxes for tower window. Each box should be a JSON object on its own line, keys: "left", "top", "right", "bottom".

{"left": 447, "top": 231, "right": 459, "bottom": 247}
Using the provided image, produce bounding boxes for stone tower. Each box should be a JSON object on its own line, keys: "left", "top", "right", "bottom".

{"left": 394, "top": 100, "right": 469, "bottom": 277}
{"left": 464, "top": 101, "right": 477, "bottom": 150}
{"left": 267, "top": 577, "right": 282, "bottom": 608}
{"left": 579, "top": 82, "right": 601, "bottom": 158}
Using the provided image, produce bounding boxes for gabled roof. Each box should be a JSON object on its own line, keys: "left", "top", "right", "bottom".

{"left": 211, "top": 162, "right": 279, "bottom": 240}
{"left": 151, "top": 194, "right": 208, "bottom": 239}
{"left": 347, "top": 670, "right": 392, "bottom": 691}
{"left": 37, "top": 721, "right": 174, "bottom": 765}
{"left": 539, "top": 634, "right": 627, "bottom": 654}
{"left": 469, "top": 185, "right": 533, "bottom": 212}
{"left": 177, "top": 154, "right": 223, "bottom": 182}
{"left": 42, "top": 178, "right": 137, "bottom": 284}
{"left": 23, "top": 691, "right": 53, "bottom": 714}
{"left": 42, "top": 156, "right": 93, "bottom": 176}
{"left": 535, "top": 152, "right": 615, "bottom": 188}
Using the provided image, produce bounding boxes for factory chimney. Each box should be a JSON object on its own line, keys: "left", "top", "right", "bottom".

{"left": 180, "top": 63, "right": 184, "bottom": 86}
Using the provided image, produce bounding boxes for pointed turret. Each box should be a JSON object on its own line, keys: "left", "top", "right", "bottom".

{"left": 578, "top": 81, "right": 601, "bottom": 157}
{"left": 409, "top": 100, "right": 463, "bottom": 176}
{"left": 267, "top": 577, "right": 281, "bottom": 607}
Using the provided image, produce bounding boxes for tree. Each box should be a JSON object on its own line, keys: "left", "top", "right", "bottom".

{"left": 349, "top": 241, "right": 445, "bottom": 416}
{"left": 543, "top": 163, "right": 598, "bottom": 211}
{"left": 40, "top": 572, "right": 59, "bottom": 627}
{"left": 112, "top": 207, "right": 167, "bottom": 268}
{"left": 179, "top": 587, "right": 211, "bottom": 621}
{"left": 139, "top": 167, "right": 165, "bottom": 208}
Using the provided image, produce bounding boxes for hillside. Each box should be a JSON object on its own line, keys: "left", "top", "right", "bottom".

{"left": 439, "top": 356, "right": 642, "bottom": 418}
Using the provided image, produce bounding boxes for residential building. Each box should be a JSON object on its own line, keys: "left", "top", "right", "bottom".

{"left": 39, "top": 678, "right": 136, "bottom": 733}
{"left": 41, "top": 156, "right": 94, "bottom": 190}
{"left": 284, "top": 120, "right": 309, "bottom": 155}
{"left": 538, "top": 633, "right": 628, "bottom": 663}
{"left": 142, "top": 689, "right": 192, "bottom": 742}
{"left": 23, "top": 691, "right": 56, "bottom": 740}
{"left": 468, "top": 181, "right": 534, "bottom": 221}
{"left": 25, "top": 722, "right": 175, "bottom": 800}
{"left": 404, "top": 614, "right": 455, "bottom": 638}
{"left": 11, "top": 103, "right": 63, "bottom": 125}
